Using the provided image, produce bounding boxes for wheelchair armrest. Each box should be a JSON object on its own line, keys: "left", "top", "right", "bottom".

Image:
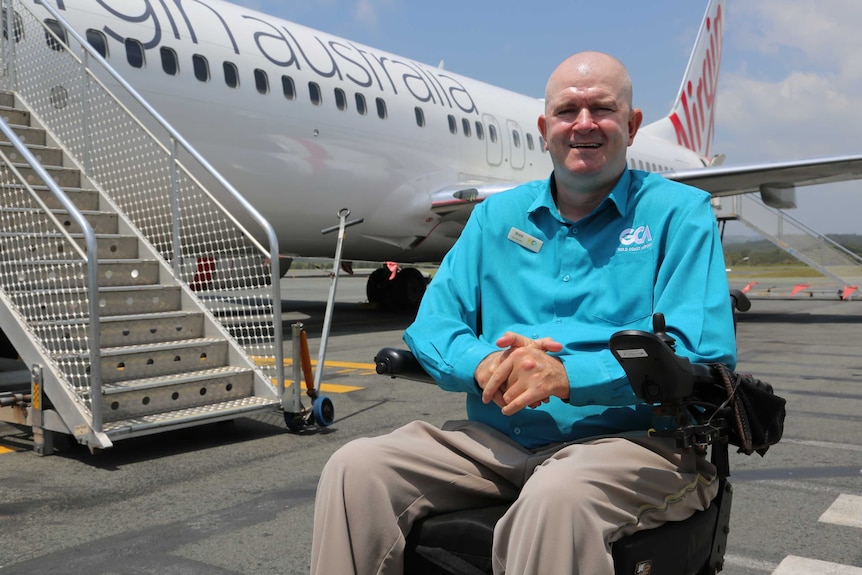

{"left": 374, "top": 347, "right": 436, "bottom": 384}
{"left": 730, "top": 289, "right": 751, "bottom": 313}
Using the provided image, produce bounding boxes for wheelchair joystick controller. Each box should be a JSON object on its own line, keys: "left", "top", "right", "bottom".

{"left": 610, "top": 314, "right": 724, "bottom": 450}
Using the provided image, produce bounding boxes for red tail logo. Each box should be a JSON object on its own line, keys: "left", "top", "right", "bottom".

{"left": 669, "top": 3, "right": 724, "bottom": 158}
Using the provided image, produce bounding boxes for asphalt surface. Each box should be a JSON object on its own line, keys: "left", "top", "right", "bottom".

{"left": 1, "top": 273, "right": 860, "bottom": 574}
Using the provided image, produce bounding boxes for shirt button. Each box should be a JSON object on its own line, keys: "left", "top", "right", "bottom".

{"left": 513, "top": 427, "right": 522, "bottom": 435}
{"left": 572, "top": 227, "right": 579, "bottom": 235}
{"left": 563, "top": 275, "right": 570, "bottom": 282}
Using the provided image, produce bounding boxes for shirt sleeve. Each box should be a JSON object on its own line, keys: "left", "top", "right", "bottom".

{"left": 403, "top": 206, "right": 498, "bottom": 396}
{"left": 653, "top": 194, "right": 737, "bottom": 369}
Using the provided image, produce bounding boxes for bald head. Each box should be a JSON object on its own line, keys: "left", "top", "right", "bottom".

{"left": 544, "top": 52, "right": 633, "bottom": 112}
{"left": 537, "top": 50, "right": 643, "bottom": 208}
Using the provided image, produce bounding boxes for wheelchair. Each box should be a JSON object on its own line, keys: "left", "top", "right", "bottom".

{"left": 373, "top": 291, "right": 779, "bottom": 575}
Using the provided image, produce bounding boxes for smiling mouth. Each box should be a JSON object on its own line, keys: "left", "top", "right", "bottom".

{"left": 571, "top": 143, "right": 601, "bottom": 148}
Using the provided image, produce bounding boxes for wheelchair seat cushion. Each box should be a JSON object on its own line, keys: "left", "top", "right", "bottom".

{"left": 405, "top": 499, "right": 720, "bottom": 575}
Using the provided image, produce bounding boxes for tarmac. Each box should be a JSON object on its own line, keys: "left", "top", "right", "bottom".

{"left": 1, "top": 273, "right": 861, "bottom": 574}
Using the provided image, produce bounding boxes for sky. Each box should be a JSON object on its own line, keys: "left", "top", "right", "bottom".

{"left": 231, "top": 0, "right": 862, "bottom": 236}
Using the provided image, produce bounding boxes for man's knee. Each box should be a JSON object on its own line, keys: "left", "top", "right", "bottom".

{"left": 321, "top": 436, "right": 388, "bottom": 481}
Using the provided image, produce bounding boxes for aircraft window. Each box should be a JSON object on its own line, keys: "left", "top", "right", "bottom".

{"left": 355, "top": 93, "right": 367, "bottom": 115}
{"left": 193, "top": 54, "right": 209, "bottom": 82}
{"left": 44, "top": 19, "right": 66, "bottom": 51}
{"left": 335, "top": 88, "right": 347, "bottom": 111}
{"left": 86, "top": 29, "right": 107, "bottom": 58}
{"left": 125, "top": 38, "right": 145, "bottom": 69}
{"left": 254, "top": 68, "right": 269, "bottom": 94}
{"left": 539, "top": 136, "right": 546, "bottom": 151}
{"left": 526, "top": 133, "right": 534, "bottom": 150}
{"left": 415, "top": 107, "right": 425, "bottom": 127}
{"left": 512, "top": 130, "right": 521, "bottom": 148}
{"left": 3, "top": 10, "right": 24, "bottom": 43}
{"left": 376, "top": 97, "right": 387, "bottom": 119}
{"left": 489, "top": 124, "right": 498, "bottom": 143}
{"left": 475, "top": 121, "right": 484, "bottom": 140}
{"left": 637, "top": 160, "right": 644, "bottom": 170}
{"left": 309, "top": 82, "right": 322, "bottom": 105}
{"left": 282, "top": 75, "right": 296, "bottom": 100}
{"left": 447, "top": 115, "right": 457, "bottom": 134}
{"left": 223, "top": 61, "right": 239, "bottom": 88}
{"left": 462, "top": 118, "right": 471, "bottom": 137}
{"left": 160, "top": 47, "right": 178, "bottom": 75}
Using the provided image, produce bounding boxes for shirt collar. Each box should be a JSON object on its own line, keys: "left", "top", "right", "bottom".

{"left": 529, "top": 169, "right": 633, "bottom": 222}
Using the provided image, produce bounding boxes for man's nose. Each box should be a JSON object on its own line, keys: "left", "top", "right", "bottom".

{"left": 573, "top": 109, "right": 595, "bottom": 130}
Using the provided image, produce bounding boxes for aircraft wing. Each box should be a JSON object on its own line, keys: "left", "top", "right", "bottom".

{"left": 668, "top": 154, "right": 862, "bottom": 207}
{"left": 430, "top": 154, "right": 862, "bottom": 218}
{"left": 430, "top": 182, "right": 523, "bottom": 223}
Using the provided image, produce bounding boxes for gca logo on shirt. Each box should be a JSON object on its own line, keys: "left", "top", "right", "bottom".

{"left": 619, "top": 225, "right": 652, "bottom": 247}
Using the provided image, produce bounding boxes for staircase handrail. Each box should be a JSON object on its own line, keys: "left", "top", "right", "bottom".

{"left": 0, "top": 116, "right": 104, "bottom": 430}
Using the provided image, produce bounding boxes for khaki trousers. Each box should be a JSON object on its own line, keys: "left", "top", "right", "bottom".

{"left": 310, "top": 420, "right": 717, "bottom": 575}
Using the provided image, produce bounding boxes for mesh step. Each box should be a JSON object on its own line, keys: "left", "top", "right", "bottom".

{"left": 0, "top": 123, "right": 46, "bottom": 146}
{"left": 7, "top": 284, "right": 182, "bottom": 319}
{"left": 93, "top": 337, "right": 229, "bottom": 383}
{"left": 101, "top": 396, "right": 280, "bottom": 440}
{"left": 32, "top": 311, "right": 205, "bottom": 350}
{"left": 13, "top": 164, "right": 80, "bottom": 188}
{"left": 1, "top": 259, "right": 160, "bottom": 288}
{"left": 100, "top": 366, "right": 255, "bottom": 421}
{"left": 0, "top": 232, "right": 138, "bottom": 260}
{"left": 0, "top": 141, "right": 63, "bottom": 167}
{"left": 0, "top": 106, "right": 30, "bottom": 126}
{"left": 0, "top": 207, "right": 118, "bottom": 234}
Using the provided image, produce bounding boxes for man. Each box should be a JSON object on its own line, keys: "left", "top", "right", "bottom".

{"left": 311, "top": 51, "right": 736, "bottom": 574}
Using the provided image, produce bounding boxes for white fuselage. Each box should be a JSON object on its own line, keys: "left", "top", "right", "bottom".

{"left": 28, "top": 0, "right": 706, "bottom": 262}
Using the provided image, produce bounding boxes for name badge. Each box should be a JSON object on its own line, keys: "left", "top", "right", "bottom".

{"left": 507, "top": 227, "right": 543, "bottom": 253}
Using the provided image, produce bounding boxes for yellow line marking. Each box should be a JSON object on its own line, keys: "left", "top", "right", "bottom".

{"left": 0, "top": 445, "right": 19, "bottom": 455}
{"left": 256, "top": 356, "right": 376, "bottom": 393}
{"left": 276, "top": 381, "right": 364, "bottom": 393}
{"left": 254, "top": 356, "right": 377, "bottom": 371}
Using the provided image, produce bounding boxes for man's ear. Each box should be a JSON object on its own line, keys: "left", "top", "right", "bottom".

{"left": 538, "top": 115, "right": 548, "bottom": 149}
{"left": 627, "top": 108, "right": 643, "bottom": 145}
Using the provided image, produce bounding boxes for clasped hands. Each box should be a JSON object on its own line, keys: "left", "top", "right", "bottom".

{"left": 475, "top": 332, "right": 570, "bottom": 416}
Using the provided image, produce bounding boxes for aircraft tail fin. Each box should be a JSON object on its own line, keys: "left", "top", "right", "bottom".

{"left": 642, "top": 0, "right": 726, "bottom": 161}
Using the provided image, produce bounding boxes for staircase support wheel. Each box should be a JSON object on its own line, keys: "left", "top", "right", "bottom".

{"left": 312, "top": 395, "right": 334, "bottom": 427}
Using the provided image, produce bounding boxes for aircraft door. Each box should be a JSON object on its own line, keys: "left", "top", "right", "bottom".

{"left": 506, "top": 120, "right": 525, "bottom": 170}
{"left": 483, "top": 114, "right": 503, "bottom": 166}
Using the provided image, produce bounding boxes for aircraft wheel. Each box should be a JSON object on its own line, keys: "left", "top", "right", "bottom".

{"left": 312, "top": 396, "right": 335, "bottom": 427}
{"left": 366, "top": 267, "right": 393, "bottom": 306}
{"left": 394, "top": 267, "right": 427, "bottom": 309}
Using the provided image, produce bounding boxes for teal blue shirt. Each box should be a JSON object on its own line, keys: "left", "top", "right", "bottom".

{"left": 404, "top": 170, "right": 737, "bottom": 448}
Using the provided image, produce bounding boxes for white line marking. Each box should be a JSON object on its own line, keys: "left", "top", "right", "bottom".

{"left": 819, "top": 493, "right": 862, "bottom": 529}
{"left": 724, "top": 553, "right": 776, "bottom": 572}
{"left": 772, "top": 556, "right": 862, "bottom": 575}
{"left": 780, "top": 438, "right": 862, "bottom": 453}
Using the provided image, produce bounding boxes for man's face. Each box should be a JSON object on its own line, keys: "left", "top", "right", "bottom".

{"left": 539, "top": 62, "right": 642, "bottom": 192}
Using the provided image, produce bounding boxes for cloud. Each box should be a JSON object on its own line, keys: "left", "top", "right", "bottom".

{"left": 717, "top": 0, "right": 862, "bottom": 162}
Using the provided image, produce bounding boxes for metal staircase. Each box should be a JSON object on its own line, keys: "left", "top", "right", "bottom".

{"left": 0, "top": 0, "right": 287, "bottom": 452}
{"left": 718, "top": 194, "right": 862, "bottom": 299}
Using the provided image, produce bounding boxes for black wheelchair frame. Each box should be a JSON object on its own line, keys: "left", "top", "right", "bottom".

{"left": 373, "top": 292, "right": 753, "bottom": 575}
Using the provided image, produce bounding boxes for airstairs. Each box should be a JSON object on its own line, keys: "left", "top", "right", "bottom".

{"left": 717, "top": 194, "right": 862, "bottom": 299}
{"left": 0, "top": 0, "right": 287, "bottom": 453}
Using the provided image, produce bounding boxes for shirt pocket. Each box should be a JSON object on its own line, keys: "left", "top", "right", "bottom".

{"left": 590, "top": 249, "right": 655, "bottom": 326}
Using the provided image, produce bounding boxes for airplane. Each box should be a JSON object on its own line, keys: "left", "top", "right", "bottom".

{"left": 20, "top": 0, "right": 862, "bottom": 308}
